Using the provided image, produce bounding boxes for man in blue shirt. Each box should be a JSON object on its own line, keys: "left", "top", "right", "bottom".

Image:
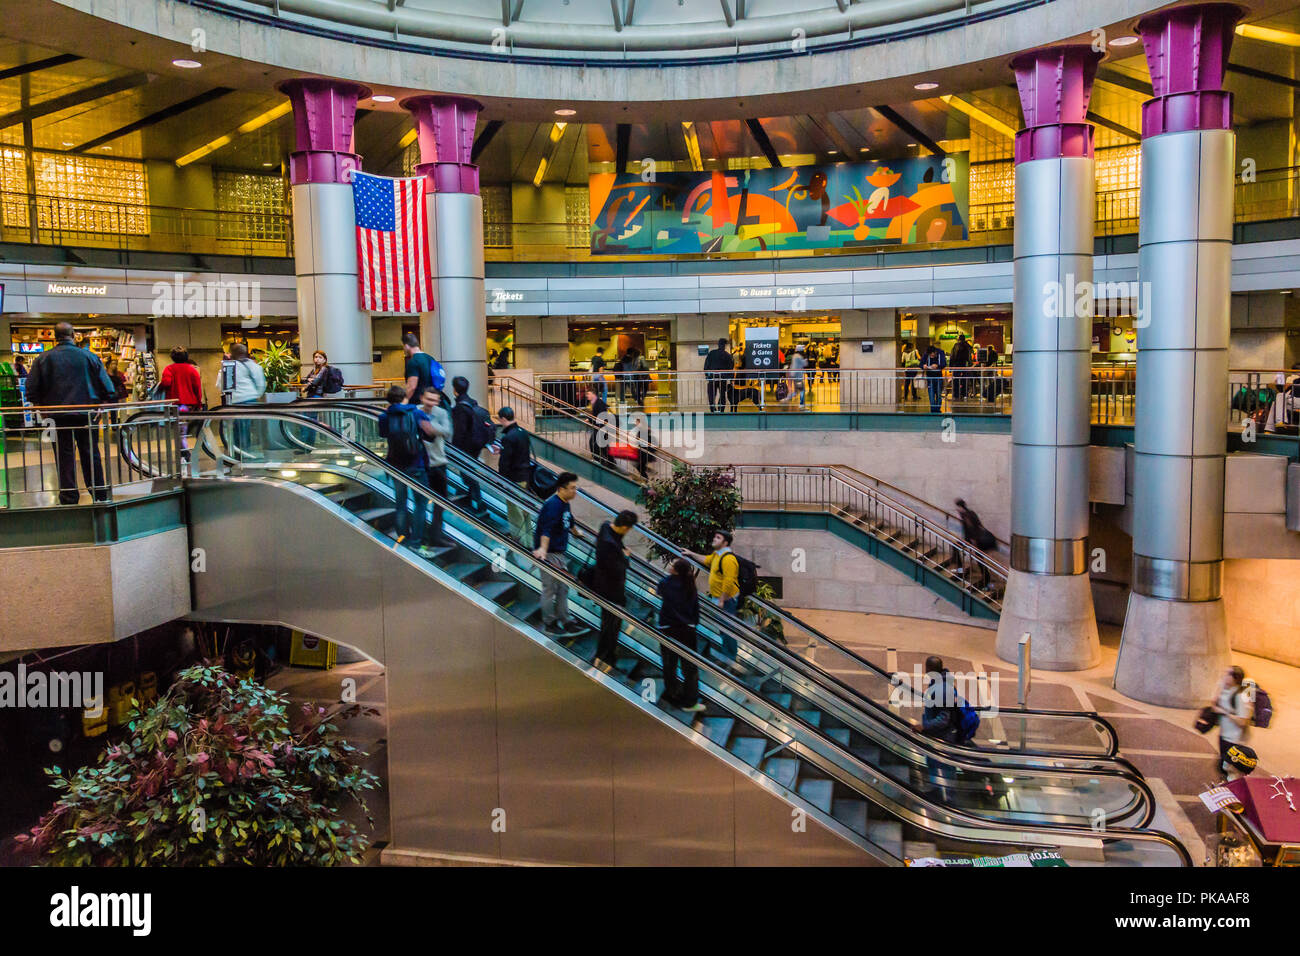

{"left": 532, "top": 471, "right": 585, "bottom": 638}
{"left": 401, "top": 332, "right": 445, "bottom": 402}
{"left": 378, "top": 384, "right": 438, "bottom": 555}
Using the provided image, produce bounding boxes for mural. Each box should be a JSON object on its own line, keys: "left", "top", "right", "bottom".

{"left": 588, "top": 154, "right": 969, "bottom": 255}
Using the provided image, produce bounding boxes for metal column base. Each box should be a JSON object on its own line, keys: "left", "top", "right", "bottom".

{"left": 1114, "top": 591, "right": 1231, "bottom": 708}
{"left": 995, "top": 568, "right": 1101, "bottom": 671}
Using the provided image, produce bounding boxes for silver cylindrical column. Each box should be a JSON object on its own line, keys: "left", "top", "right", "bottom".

{"left": 292, "top": 182, "right": 374, "bottom": 387}
{"left": 432, "top": 190, "right": 488, "bottom": 401}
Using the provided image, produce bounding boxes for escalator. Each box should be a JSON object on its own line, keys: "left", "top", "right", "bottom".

{"left": 121, "top": 406, "right": 1191, "bottom": 865}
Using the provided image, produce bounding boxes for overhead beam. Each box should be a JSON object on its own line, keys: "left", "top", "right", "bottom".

{"left": 1226, "top": 62, "right": 1300, "bottom": 89}
{"left": 1086, "top": 110, "right": 1140, "bottom": 141}
{"left": 745, "top": 117, "right": 781, "bottom": 168}
{"left": 470, "top": 118, "right": 504, "bottom": 162}
{"left": 737, "top": 0, "right": 747, "bottom": 18}
{"left": 1095, "top": 68, "right": 1153, "bottom": 97}
{"left": 719, "top": 0, "right": 735, "bottom": 28}
{"left": 806, "top": 114, "right": 857, "bottom": 157}
{"left": 0, "top": 54, "right": 81, "bottom": 82}
{"left": 872, "top": 104, "right": 945, "bottom": 157}
{"left": 615, "top": 122, "right": 630, "bottom": 175}
{"left": 175, "top": 100, "right": 292, "bottom": 166}
{"left": 835, "top": 0, "right": 848, "bottom": 12}
{"left": 0, "top": 72, "right": 151, "bottom": 131}
{"left": 939, "top": 93, "right": 1017, "bottom": 139}
{"left": 532, "top": 121, "right": 569, "bottom": 187}
{"left": 681, "top": 121, "right": 704, "bottom": 172}
{"left": 74, "top": 87, "right": 234, "bottom": 152}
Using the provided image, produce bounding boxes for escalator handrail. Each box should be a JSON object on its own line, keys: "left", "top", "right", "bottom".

{"left": 180, "top": 406, "right": 1190, "bottom": 863}
{"left": 143, "top": 407, "right": 1159, "bottom": 836}
{"left": 272, "top": 398, "right": 1128, "bottom": 762}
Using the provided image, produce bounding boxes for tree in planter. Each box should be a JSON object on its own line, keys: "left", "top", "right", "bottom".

{"left": 257, "top": 340, "right": 300, "bottom": 395}
{"left": 638, "top": 463, "right": 741, "bottom": 557}
{"left": 14, "top": 663, "right": 380, "bottom": 866}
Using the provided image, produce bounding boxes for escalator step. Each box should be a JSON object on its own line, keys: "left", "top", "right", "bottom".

{"left": 728, "top": 736, "right": 766, "bottom": 768}
{"left": 794, "top": 709, "right": 822, "bottom": 728}
{"left": 694, "top": 716, "right": 735, "bottom": 747}
{"left": 762, "top": 757, "right": 800, "bottom": 790}
{"left": 305, "top": 481, "right": 335, "bottom": 492}
{"left": 614, "top": 656, "right": 639, "bottom": 676}
{"left": 326, "top": 486, "right": 371, "bottom": 505}
{"left": 851, "top": 744, "right": 881, "bottom": 765}
{"left": 831, "top": 798, "right": 868, "bottom": 835}
{"left": 867, "top": 820, "right": 903, "bottom": 858}
{"left": 797, "top": 778, "right": 835, "bottom": 813}
{"left": 825, "top": 728, "right": 851, "bottom": 747}
{"left": 444, "top": 561, "right": 487, "bottom": 583}
{"left": 902, "top": 841, "right": 938, "bottom": 861}
{"left": 508, "top": 598, "right": 541, "bottom": 622}
{"left": 353, "top": 506, "right": 396, "bottom": 525}
{"left": 475, "top": 580, "right": 515, "bottom": 603}
{"left": 769, "top": 692, "right": 793, "bottom": 710}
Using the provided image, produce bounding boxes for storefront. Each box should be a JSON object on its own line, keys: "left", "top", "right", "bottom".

{"left": 10, "top": 319, "right": 156, "bottom": 397}
{"left": 727, "top": 314, "right": 841, "bottom": 370}
{"left": 567, "top": 319, "right": 673, "bottom": 374}
{"left": 901, "top": 311, "right": 1012, "bottom": 364}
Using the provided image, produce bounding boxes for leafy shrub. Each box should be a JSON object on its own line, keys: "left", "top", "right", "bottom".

{"left": 15, "top": 663, "right": 379, "bottom": 866}
{"left": 257, "top": 340, "right": 300, "bottom": 394}
{"left": 638, "top": 463, "right": 741, "bottom": 557}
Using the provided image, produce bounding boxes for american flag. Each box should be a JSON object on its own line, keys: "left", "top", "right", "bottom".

{"left": 352, "top": 171, "right": 434, "bottom": 313}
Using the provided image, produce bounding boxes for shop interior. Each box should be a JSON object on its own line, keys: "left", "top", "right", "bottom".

{"left": 487, "top": 322, "right": 514, "bottom": 369}
{"left": 10, "top": 319, "right": 155, "bottom": 397}
{"left": 728, "top": 314, "right": 842, "bottom": 366}
{"left": 567, "top": 320, "right": 673, "bottom": 373}
{"left": 900, "top": 311, "right": 1012, "bottom": 364}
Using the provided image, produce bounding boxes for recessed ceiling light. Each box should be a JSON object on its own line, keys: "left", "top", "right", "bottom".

{"left": 1109, "top": 35, "right": 1140, "bottom": 47}
{"left": 914, "top": 81, "right": 939, "bottom": 91}
{"left": 554, "top": 107, "right": 576, "bottom": 116}
{"left": 828, "top": 149, "right": 838, "bottom": 154}
{"left": 371, "top": 94, "right": 395, "bottom": 103}
{"left": 100, "top": 146, "right": 112, "bottom": 151}
{"left": 262, "top": 162, "right": 274, "bottom": 167}
{"left": 859, "top": 147, "right": 869, "bottom": 152}
{"left": 62, "top": 141, "right": 73, "bottom": 147}
{"left": 907, "top": 143, "right": 917, "bottom": 147}
{"left": 172, "top": 58, "right": 202, "bottom": 69}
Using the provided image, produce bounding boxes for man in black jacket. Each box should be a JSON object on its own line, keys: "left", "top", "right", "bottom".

{"left": 703, "top": 338, "right": 734, "bottom": 413}
{"left": 449, "top": 376, "right": 487, "bottom": 511}
{"left": 592, "top": 510, "right": 639, "bottom": 670}
{"left": 950, "top": 334, "right": 973, "bottom": 402}
{"left": 24, "top": 322, "right": 116, "bottom": 504}
{"left": 495, "top": 406, "right": 533, "bottom": 541}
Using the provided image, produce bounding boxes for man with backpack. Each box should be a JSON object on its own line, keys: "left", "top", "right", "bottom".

{"left": 495, "top": 406, "right": 533, "bottom": 542}
{"left": 378, "top": 384, "right": 438, "bottom": 556}
{"left": 532, "top": 472, "right": 586, "bottom": 639}
{"left": 450, "top": 376, "right": 494, "bottom": 513}
{"left": 402, "top": 332, "right": 446, "bottom": 402}
{"left": 920, "top": 656, "right": 980, "bottom": 746}
{"left": 682, "top": 530, "right": 757, "bottom": 665}
{"left": 591, "top": 510, "right": 639, "bottom": 670}
{"left": 1210, "top": 666, "right": 1269, "bottom": 781}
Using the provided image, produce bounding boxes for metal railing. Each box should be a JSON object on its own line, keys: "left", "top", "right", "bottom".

{"left": 0, "top": 400, "right": 182, "bottom": 509}
{"left": 534, "top": 365, "right": 1300, "bottom": 429}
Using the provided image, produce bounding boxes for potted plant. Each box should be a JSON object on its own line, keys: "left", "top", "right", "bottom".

{"left": 13, "top": 663, "right": 380, "bottom": 866}
{"left": 257, "top": 340, "right": 301, "bottom": 404}
{"left": 639, "top": 463, "right": 741, "bottom": 558}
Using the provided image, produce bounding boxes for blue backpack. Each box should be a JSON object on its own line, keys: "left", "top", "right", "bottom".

{"left": 954, "top": 700, "right": 980, "bottom": 744}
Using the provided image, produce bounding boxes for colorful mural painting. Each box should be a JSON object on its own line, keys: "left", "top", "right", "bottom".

{"left": 588, "top": 154, "right": 969, "bottom": 255}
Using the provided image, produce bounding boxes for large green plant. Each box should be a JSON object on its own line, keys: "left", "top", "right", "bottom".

{"left": 257, "top": 341, "right": 300, "bottom": 394}
{"left": 638, "top": 463, "right": 741, "bottom": 557}
{"left": 14, "top": 663, "right": 379, "bottom": 866}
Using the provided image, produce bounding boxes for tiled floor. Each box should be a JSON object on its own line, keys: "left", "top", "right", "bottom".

{"left": 788, "top": 606, "right": 1300, "bottom": 862}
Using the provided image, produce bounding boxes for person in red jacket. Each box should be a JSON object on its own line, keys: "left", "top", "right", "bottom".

{"left": 159, "top": 346, "right": 204, "bottom": 459}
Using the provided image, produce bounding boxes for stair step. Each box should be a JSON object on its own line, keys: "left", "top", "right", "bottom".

{"left": 763, "top": 756, "right": 800, "bottom": 790}
{"left": 728, "top": 736, "right": 766, "bottom": 768}
{"left": 507, "top": 597, "right": 541, "bottom": 622}
{"left": 474, "top": 580, "right": 516, "bottom": 603}
{"left": 694, "top": 716, "right": 736, "bottom": 747}
{"left": 769, "top": 692, "right": 793, "bottom": 710}
{"left": 443, "top": 561, "right": 488, "bottom": 582}
{"left": 794, "top": 708, "right": 822, "bottom": 728}
{"left": 825, "top": 727, "right": 852, "bottom": 747}
{"left": 831, "top": 797, "right": 868, "bottom": 835}
{"left": 797, "top": 778, "right": 835, "bottom": 813}
{"left": 353, "top": 506, "right": 396, "bottom": 525}
{"left": 850, "top": 744, "right": 882, "bottom": 766}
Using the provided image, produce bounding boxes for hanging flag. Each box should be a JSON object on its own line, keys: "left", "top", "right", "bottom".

{"left": 352, "top": 170, "right": 434, "bottom": 313}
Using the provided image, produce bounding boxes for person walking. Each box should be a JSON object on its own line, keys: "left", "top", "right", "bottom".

{"left": 159, "top": 346, "right": 204, "bottom": 461}
{"left": 1211, "top": 666, "right": 1255, "bottom": 781}
{"left": 23, "top": 321, "right": 116, "bottom": 504}
{"left": 922, "top": 344, "right": 946, "bottom": 413}
{"left": 302, "top": 350, "right": 345, "bottom": 398}
{"left": 532, "top": 471, "right": 586, "bottom": 638}
{"left": 105, "top": 357, "right": 129, "bottom": 402}
{"left": 682, "top": 530, "right": 742, "bottom": 663}
{"left": 494, "top": 406, "right": 533, "bottom": 542}
{"left": 787, "top": 344, "right": 809, "bottom": 408}
{"left": 592, "top": 509, "right": 639, "bottom": 670}
{"left": 626, "top": 347, "right": 650, "bottom": 407}
{"left": 950, "top": 334, "right": 973, "bottom": 404}
{"left": 704, "top": 338, "right": 734, "bottom": 413}
{"left": 585, "top": 387, "right": 614, "bottom": 466}
{"left": 401, "top": 332, "right": 445, "bottom": 402}
{"left": 657, "top": 557, "right": 705, "bottom": 711}
{"left": 954, "top": 498, "right": 997, "bottom": 588}
{"left": 902, "top": 342, "right": 922, "bottom": 401}
{"left": 378, "top": 384, "right": 438, "bottom": 556}
{"left": 214, "top": 342, "right": 266, "bottom": 458}
{"left": 417, "top": 386, "right": 453, "bottom": 547}
{"left": 450, "top": 375, "right": 491, "bottom": 513}
{"left": 590, "top": 346, "right": 608, "bottom": 403}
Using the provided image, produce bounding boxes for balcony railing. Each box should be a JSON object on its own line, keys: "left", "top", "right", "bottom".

{"left": 0, "top": 166, "right": 1294, "bottom": 264}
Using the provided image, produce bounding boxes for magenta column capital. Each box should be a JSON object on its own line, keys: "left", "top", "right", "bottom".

{"left": 277, "top": 77, "right": 372, "bottom": 184}
{"left": 400, "top": 95, "right": 484, "bottom": 194}
{"left": 1009, "top": 45, "right": 1103, "bottom": 164}
{"left": 1136, "top": 3, "right": 1244, "bottom": 137}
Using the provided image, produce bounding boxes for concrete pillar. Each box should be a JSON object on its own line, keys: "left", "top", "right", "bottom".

{"left": 996, "top": 45, "right": 1103, "bottom": 671}
{"left": 673, "top": 314, "right": 730, "bottom": 373}
{"left": 402, "top": 95, "right": 488, "bottom": 401}
{"left": 279, "top": 78, "right": 374, "bottom": 387}
{"left": 1116, "top": 3, "right": 1243, "bottom": 707}
{"left": 513, "top": 316, "right": 570, "bottom": 374}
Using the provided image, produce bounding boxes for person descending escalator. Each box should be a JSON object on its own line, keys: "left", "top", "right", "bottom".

{"left": 921, "top": 656, "right": 979, "bottom": 746}
{"left": 589, "top": 510, "right": 638, "bottom": 671}
{"left": 494, "top": 406, "right": 534, "bottom": 542}
{"left": 378, "top": 384, "right": 439, "bottom": 557}
{"left": 656, "top": 557, "right": 706, "bottom": 712}
{"left": 532, "top": 471, "right": 587, "bottom": 639}
{"left": 450, "top": 376, "right": 494, "bottom": 513}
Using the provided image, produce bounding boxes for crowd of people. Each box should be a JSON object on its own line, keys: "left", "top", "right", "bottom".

{"left": 700, "top": 338, "right": 838, "bottom": 412}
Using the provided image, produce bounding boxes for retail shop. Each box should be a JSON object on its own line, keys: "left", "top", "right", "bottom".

{"left": 9, "top": 319, "right": 157, "bottom": 397}
{"left": 567, "top": 319, "right": 674, "bottom": 374}
{"left": 900, "top": 311, "right": 1012, "bottom": 364}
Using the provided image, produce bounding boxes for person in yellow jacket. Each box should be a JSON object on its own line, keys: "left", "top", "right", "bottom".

{"left": 683, "top": 530, "right": 741, "bottom": 661}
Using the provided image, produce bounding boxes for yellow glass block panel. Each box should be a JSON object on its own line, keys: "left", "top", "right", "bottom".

{"left": 215, "top": 170, "right": 288, "bottom": 242}
{"left": 28, "top": 151, "right": 150, "bottom": 235}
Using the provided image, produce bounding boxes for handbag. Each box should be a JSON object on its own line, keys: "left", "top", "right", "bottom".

{"left": 1194, "top": 705, "right": 1217, "bottom": 734}
{"left": 608, "top": 442, "right": 639, "bottom": 461}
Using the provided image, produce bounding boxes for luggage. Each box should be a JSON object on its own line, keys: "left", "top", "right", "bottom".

{"left": 608, "top": 442, "right": 639, "bottom": 461}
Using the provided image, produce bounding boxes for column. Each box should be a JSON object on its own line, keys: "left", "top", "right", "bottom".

{"left": 1115, "top": 3, "right": 1243, "bottom": 707}
{"left": 402, "top": 95, "right": 489, "bottom": 402}
{"left": 279, "top": 78, "right": 374, "bottom": 388}
{"left": 995, "top": 45, "right": 1103, "bottom": 671}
